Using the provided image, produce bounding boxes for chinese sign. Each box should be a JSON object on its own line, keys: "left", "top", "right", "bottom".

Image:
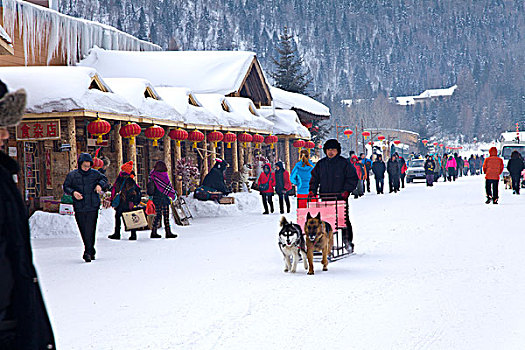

{"left": 16, "top": 120, "right": 61, "bottom": 141}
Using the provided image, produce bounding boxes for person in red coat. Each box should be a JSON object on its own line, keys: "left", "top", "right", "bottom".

{"left": 274, "top": 161, "right": 292, "bottom": 213}
{"left": 483, "top": 147, "right": 504, "bottom": 204}
{"left": 257, "top": 162, "right": 276, "bottom": 214}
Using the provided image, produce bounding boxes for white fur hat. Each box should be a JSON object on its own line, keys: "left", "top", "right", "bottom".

{"left": 0, "top": 88, "right": 27, "bottom": 127}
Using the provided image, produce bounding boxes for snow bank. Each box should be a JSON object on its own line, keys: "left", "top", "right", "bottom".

{"left": 183, "top": 192, "right": 263, "bottom": 218}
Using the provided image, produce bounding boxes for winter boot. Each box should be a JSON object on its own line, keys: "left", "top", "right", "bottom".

{"left": 262, "top": 198, "right": 269, "bottom": 214}
{"left": 108, "top": 233, "right": 120, "bottom": 240}
{"left": 150, "top": 231, "right": 162, "bottom": 239}
{"left": 129, "top": 232, "right": 137, "bottom": 240}
{"left": 166, "top": 232, "right": 178, "bottom": 239}
{"left": 485, "top": 197, "right": 492, "bottom": 204}
{"left": 82, "top": 254, "right": 92, "bottom": 263}
{"left": 493, "top": 198, "right": 498, "bottom": 204}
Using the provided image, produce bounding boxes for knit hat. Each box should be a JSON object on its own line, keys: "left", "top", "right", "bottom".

{"left": 121, "top": 160, "right": 133, "bottom": 174}
{"left": 323, "top": 139, "right": 341, "bottom": 155}
{"left": 0, "top": 83, "right": 27, "bottom": 127}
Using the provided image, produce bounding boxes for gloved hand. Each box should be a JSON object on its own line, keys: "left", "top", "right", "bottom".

{"left": 341, "top": 191, "right": 350, "bottom": 200}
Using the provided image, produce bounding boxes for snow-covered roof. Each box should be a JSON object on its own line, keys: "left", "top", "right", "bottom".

{"left": 79, "top": 47, "right": 259, "bottom": 95}
{"left": 270, "top": 87, "right": 330, "bottom": 117}
{"left": 395, "top": 85, "right": 457, "bottom": 105}
{"left": 259, "top": 108, "right": 310, "bottom": 138}
{"left": 103, "top": 78, "right": 181, "bottom": 121}
{"left": 0, "top": 66, "right": 139, "bottom": 115}
{"left": 0, "top": 0, "right": 160, "bottom": 65}
{"left": 223, "top": 97, "right": 272, "bottom": 130}
{"left": 499, "top": 131, "right": 523, "bottom": 143}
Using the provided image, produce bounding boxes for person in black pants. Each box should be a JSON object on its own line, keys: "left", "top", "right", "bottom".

{"left": 507, "top": 151, "right": 525, "bottom": 195}
{"left": 108, "top": 161, "right": 142, "bottom": 240}
{"left": 274, "top": 161, "right": 292, "bottom": 213}
{"left": 371, "top": 154, "right": 386, "bottom": 194}
{"left": 309, "top": 139, "right": 358, "bottom": 253}
{"left": 387, "top": 154, "right": 400, "bottom": 193}
{"left": 63, "top": 153, "right": 108, "bottom": 262}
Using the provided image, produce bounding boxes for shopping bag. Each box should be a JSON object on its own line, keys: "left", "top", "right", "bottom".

{"left": 122, "top": 208, "right": 148, "bottom": 231}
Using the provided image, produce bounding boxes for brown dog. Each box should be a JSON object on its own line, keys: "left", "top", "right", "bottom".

{"left": 504, "top": 175, "right": 512, "bottom": 190}
{"left": 304, "top": 212, "right": 334, "bottom": 275}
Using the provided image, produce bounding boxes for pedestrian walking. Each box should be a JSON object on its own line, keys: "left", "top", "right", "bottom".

{"left": 446, "top": 154, "right": 457, "bottom": 181}
{"left": 463, "top": 158, "right": 469, "bottom": 176}
{"left": 258, "top": 163, "right": 275, "bottom": 214}
{"left": 507, "top": 151, "right": 525, "bottom": 195}
{"left": 387, "top": 154, "right": 400, "bottom": 193}
{"left": 0, "top": 84, "right": 55, "bottom": 349}
{"left": 469, "top": 155, "right": 476, "bottom": 176}
{"left": 63, "top": 152, "right": 108, "bottom": 262}
{"left": 359, "top": 153, "right": 372, "bottom": 193}
{"left": 371, "top": 154, "right": 386, "bottom": 194}
{"left": 309, "top": 139, "right": 358, "bottom": 252}
{"left": 108, "top": 161, "right": 142, "bottom": 240}
{"left": 424, "top": 155, "right": 436, "bottom": 186}
{"left": 398, "top": 155, "right": 407, "bottom": 188}
{"left": 274, "top": 161, "right": 292, "bottom": 213}
{"left": 149, "top": 161, "right": 178, "bottom": 238}
{"left": 482, "top": 147, "right": 504, "bottom": 204}
{"left": 350, "top": 155, "right": 365, "bottom": 198}
{"left": 291, "top": 149, "right": 315, "bottom": 208}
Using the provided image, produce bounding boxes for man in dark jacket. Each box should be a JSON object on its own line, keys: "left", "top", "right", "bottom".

{"left": 387, "top": 154, "right": 400, "bottom": 193}
{"left": 507, "top": 151, "right": 525, "bottom": 195}
{"left": 0, "top": 85, "right": 55, "bottom": 349}
{"left": 63, "top": 153, "right": 108, "bottom": 262}
{"left": 201, "top": 158, "right": 230, "bottom": 194}
{"left": 469, "top": 155, "right": 476, "bottom": 176}
{"left": 309, "top": 139, "right": 358, "bottom": 253}
{"left": 371, "top": 154, "right": 386, "bottom": 194}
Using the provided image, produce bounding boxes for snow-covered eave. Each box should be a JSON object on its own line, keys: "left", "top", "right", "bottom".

{"left": 0, "top": 24, "right": 13, "bottom": 55}
{"left": 0, "top": 0, "right": 161, "bottom": 65}
{"left": 21, "top": 109, "right": 274, "bottom": 134}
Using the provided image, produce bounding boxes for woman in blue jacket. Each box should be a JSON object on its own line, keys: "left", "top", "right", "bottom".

{"left": 291, "top": 149, "right": 315, "bottom": 208}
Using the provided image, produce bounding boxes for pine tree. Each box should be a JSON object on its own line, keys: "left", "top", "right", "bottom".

{"left": 270, "top": 27, "right": 312, "bottom": 95}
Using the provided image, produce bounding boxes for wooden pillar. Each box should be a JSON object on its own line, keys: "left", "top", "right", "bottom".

{"left": 128, "top": 139, "right": 137, "bottom": 173}
{"left": 274, "top": 142, "right": 279, "bottom": 163}
{"left": 238, "top": 141, "right": 245, "bottom": 169}
{"left": 232, "top": 140, "right": 239, "bottom": 172}
{"left": 284, "top": 138, "right": 291, "bottom": 174}
{"left": 220, "top": 143, "right": 225, "bottom": 160}
{"left": 114, "top": 122, "right": 123, "bottom": 171}
{"left": 174, "top": 140, "right": 182, "bottom": 195}
{"left": 67, "top": 117, "right": 77, "bottom": 171}
{"left": 247, "top": 144, "right": 253, "bottom": 166}
{"left": 202, "top": 134, "right": 208, "bottom": 176}
{"left": 163, "top": 132, "right": 172, "bottom": 181}
{"left": 210, "top": 142, "right": 217, "bottom": 165}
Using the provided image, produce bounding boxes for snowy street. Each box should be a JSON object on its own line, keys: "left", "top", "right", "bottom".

{"left": 32, "top": 176, "right": 525, "bottom": 349}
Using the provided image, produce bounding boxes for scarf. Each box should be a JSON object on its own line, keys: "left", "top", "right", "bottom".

{"left": 150, "top": 170, "right": 177, "bottom": 200}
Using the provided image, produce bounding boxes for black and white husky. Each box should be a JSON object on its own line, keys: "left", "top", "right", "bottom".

{"left": 278, "top": 217, "right": 308, "bottom": 273}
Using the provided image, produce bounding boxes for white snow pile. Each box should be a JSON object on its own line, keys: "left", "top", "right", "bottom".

{"left": 259, "top": 107, "right": 310, "bottom": 138}
{"left": 79, "top": 47, "right": 258, "bottom": 95}
{"left": 183, "top": 192, "right": 263, "bottom": 218}
{"left": 224, "top": 97, "right": 274, "bottom": 130}
{"left": 29, "top": 209, "right": 115, "bottom": 238}
{"left": 270, "top": 86, "right": 330, "bottom": 117}
{"left": 0, "top": 24, "right": 12, "bottom": 46}
{"left": 0, "top": 66, "right": 138, "bottom": 115}
{"left": 0, "top": 0, "right": 160, "bottom": 65}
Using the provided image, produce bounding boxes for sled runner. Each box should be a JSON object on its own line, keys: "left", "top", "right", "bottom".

{"left": 171, "top": 197, "right": 192, "bottom": 226}
{"left": 297, "top": 195, "right": 351, "bottom": 261}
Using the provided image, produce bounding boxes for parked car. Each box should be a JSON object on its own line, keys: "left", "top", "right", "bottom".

{"left": 406, "top": 159, "right": 426, "bottom": 183}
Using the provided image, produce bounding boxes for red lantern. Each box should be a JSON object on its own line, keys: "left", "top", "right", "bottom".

{"left": 439, "top": 143, "right": 444, "bottom": 147}
{"left": 377, "top": 135, "right": 385, "bottom": 141}
{"left": 92, "top": 157, "right": 104, "bottom": 170}
{"left": 393, "top": 140, "right": 401, "bottom": 145}
{"left": 362, "top": 131, "right": 371, "bottom": 139}
{"left": 343, "top": 129, "right": 353, "bottom": 138}
{"left": 168, "top": 128, "right": 188, "bottom": 146}
{"left": 293, "top": 140, "right": 305, "bottom": 153}
{"left": 433, "top": 142, "right": 439, "bottom": 146}
{"left": 301, "top": 121, "right": 313, "bottom": 129}
{"left": 305, "top": 141, "right": 315, "bottom": 149}
{"left": 238, "top": 132, "right": 253, "bottom": 148}
{"left": 119, "top": 122, "right": 141, "bottom": 145}
{"left": 252, "top": 134, "right": 264, "bottom": 148}
{"left": 207, "top": 131, "right": 224, "bottom": 147}
{"left": 188, "top": 129, "right": 205, "bottom": 148}
{"left": 264, "top": 134, "right": 278, "bottom": 149}
{"left": 422, "top": 139, "right": 428, "bottom": 146}
{"left": 223, "top": 132, "right": 237, "bottom": 148}
{"left": 145, "top": 125, "right": 165, "bottom": 147}
{"left": 87, "top": 117, "right": 111, "bottom": 144}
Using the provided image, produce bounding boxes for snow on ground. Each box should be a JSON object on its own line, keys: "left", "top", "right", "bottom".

{"left": 31, "top": 176, "right": 525, "bottom": 349}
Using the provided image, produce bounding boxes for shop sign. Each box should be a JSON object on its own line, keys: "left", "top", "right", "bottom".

{"left": 16, "top": 119, "right": 61, "bottom": 141}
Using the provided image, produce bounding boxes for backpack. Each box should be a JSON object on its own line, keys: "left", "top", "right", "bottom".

{"left": 111, "top": 180, "right": 127, "bottom": 208}
{"left": 146, "top": 179, "right": 156, "bottom": 196}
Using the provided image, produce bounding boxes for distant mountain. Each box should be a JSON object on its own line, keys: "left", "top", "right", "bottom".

{"left": 60, "top": 0, "right": 525, "bottom": 141}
